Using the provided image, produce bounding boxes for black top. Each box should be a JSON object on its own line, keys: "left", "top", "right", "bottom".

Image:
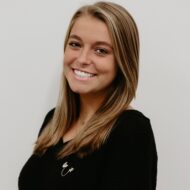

{"left": 18, "top": 109, "right": 157, "bottom": 190}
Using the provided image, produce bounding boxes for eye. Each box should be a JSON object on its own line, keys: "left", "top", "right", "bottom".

{"left": 68, "top": 41, "right": 81, "bottom": 49}
{"left": 95, "top": 48, "right": 109, "bottom": 56}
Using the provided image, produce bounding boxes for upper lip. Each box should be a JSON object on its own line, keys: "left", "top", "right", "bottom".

{"left": 72, "top": 68, "right": 97, "bottom": 75}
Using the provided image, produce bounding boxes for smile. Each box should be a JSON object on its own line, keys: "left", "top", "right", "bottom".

{"left": 73, "top": 69, "right": 96, "bottom": 79}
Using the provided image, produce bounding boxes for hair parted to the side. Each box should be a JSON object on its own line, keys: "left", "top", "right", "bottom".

{"left": 34, "top": 1, "right": 140, "bottom": 158}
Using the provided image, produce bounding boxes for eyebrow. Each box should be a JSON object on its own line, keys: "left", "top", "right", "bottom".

{"left": 69, "top": 34, "right": 113, "bottom": 49}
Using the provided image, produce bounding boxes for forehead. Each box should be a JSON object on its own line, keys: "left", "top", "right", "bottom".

{"left": 69, "top": 15, "right": 112, "bottom": 44}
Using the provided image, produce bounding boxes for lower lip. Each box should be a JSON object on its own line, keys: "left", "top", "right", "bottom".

{"left": 72, "top": 69, "right": 96, "bottom": 81}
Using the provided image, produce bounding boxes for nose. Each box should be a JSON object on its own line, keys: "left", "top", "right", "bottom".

{"left": 77, "top": 47, "right": 91, "bottom": 66}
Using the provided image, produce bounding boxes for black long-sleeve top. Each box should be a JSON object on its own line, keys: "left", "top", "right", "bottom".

{"left": 18, "top": 109, "right": 157, "bottom": 190}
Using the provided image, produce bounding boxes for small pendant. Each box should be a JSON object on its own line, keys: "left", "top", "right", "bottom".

{"left": 61, "top": 161, "right": 74, "bottom": 177}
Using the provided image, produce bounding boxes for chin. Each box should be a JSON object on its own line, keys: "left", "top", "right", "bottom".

{"left": 72, "top": 88, "right": 97, "bottom": 96}
{"left": 69, "top": 87, "right": 89, "bottom": 94}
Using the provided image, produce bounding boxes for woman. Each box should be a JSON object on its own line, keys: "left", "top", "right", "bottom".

{"left": 19, "top": 1, "right": 157, "bottom": 190}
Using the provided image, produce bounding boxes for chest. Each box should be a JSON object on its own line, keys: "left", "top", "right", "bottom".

{"left": 18, "top": 144, "right": 105, "bottom": 190}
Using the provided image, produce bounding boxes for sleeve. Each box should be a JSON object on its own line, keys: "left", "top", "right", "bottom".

{"left": 38, "top": 108, "right": 55, "bottom": 137}
{"left": 97, "top": 117, "right": 158, "bottom": 190}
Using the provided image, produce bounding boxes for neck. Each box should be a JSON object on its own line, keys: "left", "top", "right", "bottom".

{"left": 78, "top": 93, "right": 105, "bottom": 123}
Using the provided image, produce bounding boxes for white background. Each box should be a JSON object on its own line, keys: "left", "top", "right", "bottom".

{"left": 0, "top": 0, "right": 190, "bottom": 189}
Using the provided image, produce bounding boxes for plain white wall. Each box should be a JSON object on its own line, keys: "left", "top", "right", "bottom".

{"left": 0, "top": 0, "right": 189, "bottom": 189}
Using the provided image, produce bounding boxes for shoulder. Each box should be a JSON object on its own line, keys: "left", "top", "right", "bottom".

{"left": 114, "top": 110, "right": 152, "bottom": 135}
{"left": 98, "top": 110, "right": 158, "bottom": 189}
{"left": 44, "top": 108, "right": 55, "bottom": 120}
{"left": 106, "top": 110, "right": 156, "bottom": 147}
{"left": 38, "top": 108, "right": 55, "bottom": 136}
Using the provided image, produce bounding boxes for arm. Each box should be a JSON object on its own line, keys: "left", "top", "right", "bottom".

{"left": 97, "top": 117, "right": 157, "bottom": 190}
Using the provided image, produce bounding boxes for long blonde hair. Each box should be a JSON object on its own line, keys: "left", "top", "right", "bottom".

{"left": 34, "top": 1, "right": 139, "bottom": 158}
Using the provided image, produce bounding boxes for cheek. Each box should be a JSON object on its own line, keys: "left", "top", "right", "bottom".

{"left": 106, "top": 64, "right": 118, "bottom": 83}
{"left": 63, "top": 58, "right": 69, "bottom": 68}
{"left": 113, "top": 64, "right": 118, "bottom": 77}
{"left": 110, "top": 59, "right": 118, "bottom": 76}
{"left": 104, "top": 60, "right": 118, "bottom": 78}
{"left": 63, "top": 56, "right": 72, "bottom": 76}
{"left": 63, "top": 50, "right": 70, "bottom": 66}
{"left": 64, "top": 50, "right": 78, "bottom": 67}
{"left": 64, "top": 58, "right": 72, "bottom": 72}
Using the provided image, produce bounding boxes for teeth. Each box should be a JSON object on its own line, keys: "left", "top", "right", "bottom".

{"left": 74, "top": 69, "right": 95, "bottom": 78}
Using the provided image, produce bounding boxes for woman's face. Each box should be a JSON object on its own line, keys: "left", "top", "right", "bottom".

{"left": 64, "top": 15, "right": 117, "bottom": 98}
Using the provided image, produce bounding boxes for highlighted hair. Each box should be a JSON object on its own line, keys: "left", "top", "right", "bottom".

{"left": 34, "top": 1, "right": 139, "bottom": 158}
